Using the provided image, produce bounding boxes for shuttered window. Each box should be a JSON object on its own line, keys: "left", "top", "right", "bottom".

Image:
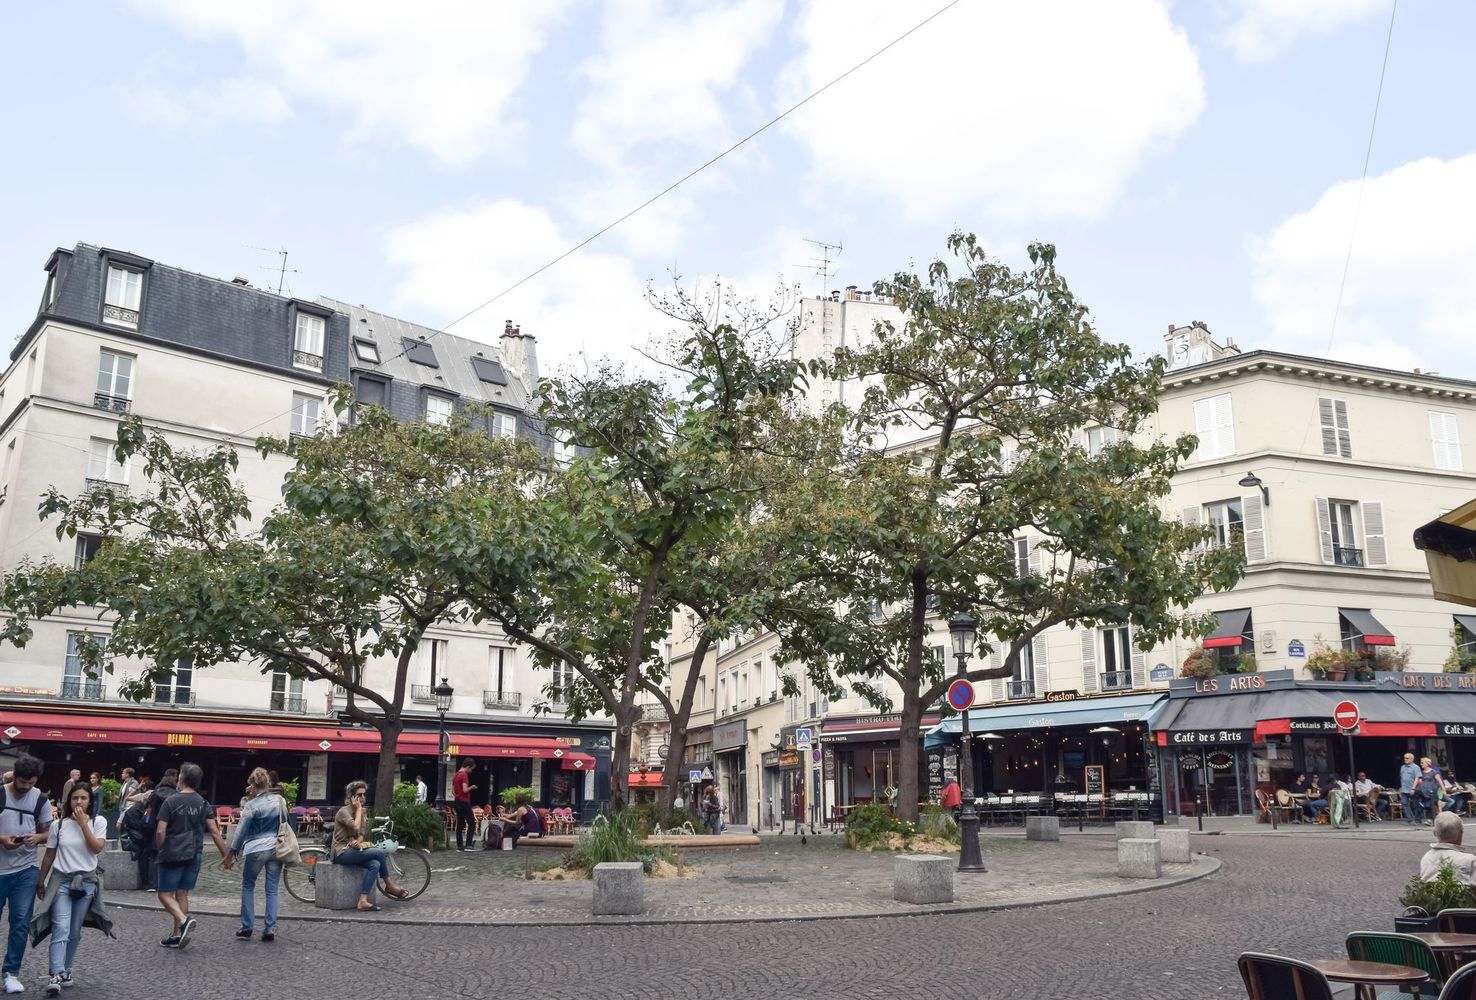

{"left": 1193, "top": 394, "right": 1234, "bottom": 460}
{"left": 1430, "top": 411, "right": 1462, "bottom": 471}
{"left": 1318, "top": 398, "right": 1352, "bottom": 458}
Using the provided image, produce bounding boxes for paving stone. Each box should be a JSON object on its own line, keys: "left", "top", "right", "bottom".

{"left": 593, "top": 862, "right": 645, "bottom": 915}
{"left": 1117, "top": 837, "right": 1161, "bottom": 878}
{"left": 99, "top": 850, "right": 139, "bottom": 891}
{"left": 1025, "top": 816, "right": 1060, "bottom": 842}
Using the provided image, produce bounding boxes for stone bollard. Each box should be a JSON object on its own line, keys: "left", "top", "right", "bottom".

{"left": 100, "top": 851, "right": 139, "bottom": 891}
{"left": 314, "top": 860, "right": 377, "bottom": 910}
{"left": 1158, "top": 827, "right": 1191, "bottom": 864}
{"left": 1115, "top": 820, "right": 1155, "bottom": 841}
{"left": 1117, "top": 838, "right": 1161, "bottom": 879}
{"left": 893, "top": 854, "right": 954, "bottom": 905}
{"left": 1025, "top": 816, "right": 1060, "bottom": 842}
{"left": 592, "top": 862, "right": 645, "bottom": 916}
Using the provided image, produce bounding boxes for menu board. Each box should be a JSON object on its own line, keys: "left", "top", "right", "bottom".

{"left": 1084, "top": 765, "right": 1105, "bottom": 797}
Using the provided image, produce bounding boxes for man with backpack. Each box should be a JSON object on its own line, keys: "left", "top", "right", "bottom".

{"left": 152, "top": 763, "right": 227, "bottom": 949}
{"left": 0, "top": 754, "right": 51, "bottom": 993}
{"left": 123, "top": 769, "right": 178, "bottom": 891}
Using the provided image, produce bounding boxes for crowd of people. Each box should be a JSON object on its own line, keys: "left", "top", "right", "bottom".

{"left": 1279, "top": 753, "right": 1474, "bottom": 826}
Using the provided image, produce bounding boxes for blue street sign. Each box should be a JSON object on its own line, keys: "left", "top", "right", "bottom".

{"left": 946, "top": 678, "right": 975, "bottom": 711}
{"left": 795, "top": 727, "right": 813, "bottom": 747}
{"left": 1150, "top": 663, "right": 1173, "bottom": 681}
{"left": 688, "top": 769, "right": 702, "bottom": 783}
{"left": 1288, "top": 639, "right": 1306, "bottom": 658}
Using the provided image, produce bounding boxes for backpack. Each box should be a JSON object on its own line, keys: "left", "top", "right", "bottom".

{"left": 120, "top": 802, "right": 153, "bottom": 854}
{"left": 0, "top": 785, "right": 48, "bottom": 835}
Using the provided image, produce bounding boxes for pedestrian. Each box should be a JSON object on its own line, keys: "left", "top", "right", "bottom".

{"left": 414, "top": 776, "right": 427, "bottom": 806}
{"left": 32, "top": 782, "right": 112, "bottom": 996}
{"left": 329, "top": 782, "right": 408, "bottom": 912}
{"left": 131, "top": 769, "right": 178, "bottom": 891}
{"left": 115, "top": 769, "right": 139, "bottom": 824}
{"left": 58, "top": 774, "right": 81, "bottom": 814}
{"left": 940, "top": 779, "right": 962, "bottom": 821}
{"left": 451, "top": 761, "right": 478, "bottom": 852}
{"left": 85, "top": 776, "right": 102, "bottom": 822}
{"left": 221, "top": 768, "right": 284, "bottom": 943}
{"left": 153, "top": 762, "right": 228, "bottom": 949}
{"left": 1421, "top": 812, "right": 1476, "bottom": 885}
{"left": 1400, "top": 752, "right": 1421, "bottom": 825}
{"left": 1414, "top": 759, "right": 1441, "bottom": 827}
{"left": 701, "top": 784, "right": 722, "bottom": 836}
{"left": 0, "top": 754, "right": 51, "bottom": 994}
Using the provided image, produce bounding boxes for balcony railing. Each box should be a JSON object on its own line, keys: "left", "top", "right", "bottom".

{"left": 411, "top": 684, "right": 435, "bottom": 704}
{"left": 269, "top": 693, "right": 306, "bottom": 714}
{"left": 59, "top": 678, "right": 104, "bottom": 701}
{"left": 1007, "top": 680, "right": 1034, "bottom": 700}
{"left": 153, "top": 689, "right": 196, "bottom": 707}
{"left": 1334, "top": 545, "right": 1365, "bottom": 567}
{"left": 1100, "top": 671, "right": 1133, "bottom": 692}
{"left": 292, "top": 349, "right": 324, "bottom": 372}
{"left": 84, "top": 478, "right": 127, "bottom": 496}
{"left": 92, "top": 392, "right": 130, "bottom": 413}
{"left": 483, "top": 690, "right": 521, "bottom": 710}
{"left": 639, "top": 702, "right": 667, "bottom": 721}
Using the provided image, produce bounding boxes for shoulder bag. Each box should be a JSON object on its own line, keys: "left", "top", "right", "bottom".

{"left": 274, "top": 799, "right": 302, "bottom": 865}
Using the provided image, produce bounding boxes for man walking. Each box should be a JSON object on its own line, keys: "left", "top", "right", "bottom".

{"left": 452, "top": 760, "right": 478, "bottom": 852}
{"left": 115, "top": 768, "right": 139, "bottom": 823}
{"left": 59, "top": 771, "right": 81, "bottom": 810}
{"left": 1400, "top": 752, "right": 1422, "bottom": 825}
{"left": 414, "top": 775, "right": 427, "bottom": 806}
{"left": 0, "top": 755, "right": 51, "bottom": 993}
{"left": 132, "top": 769, "right": 178, "bottom": 891}
{"left": 153, "top": 763, "right": 228, "bottom": 949}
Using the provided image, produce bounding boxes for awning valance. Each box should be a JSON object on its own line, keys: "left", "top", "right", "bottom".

{"left": 1151, "top": 688, "right": 1475, "bottom": 744}
{"left": 1415, "top": 498, "right": 1476, "bottom": 607}
{"left": 1339, "top": 608, "right": 1395, "bottom": 646}
{"left": 925, "top": 693, "right": 1162, "bottom": 748}
{"left": 1203, "top": 609, "right": 1251, "bottom": 649}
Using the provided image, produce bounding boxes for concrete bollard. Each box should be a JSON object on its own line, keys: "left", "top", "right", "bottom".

{"left": 314, "top": 860, "right": 377, "bottom": 910}
{"left": 592, "top": 862, "right": 645, "bottom": 915}
{"left": 893, "top": 854, "right": 955, "bottom": 905}
{"left": 1025, "top": 816, "right": 1060, "bottom": 842}
{"left": 1158, "top": 827, "right": 1191, "bottom": 864}
{"left": 1115, "top": 820, "right": 1155, "bottom": 841}
{"left": 99, "top": 851, "right": 139, "bottom": 891}
{"left": 1117, "top": 838, "right": 1162, "bottom": 879}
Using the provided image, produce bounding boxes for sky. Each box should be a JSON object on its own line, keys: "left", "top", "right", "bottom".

{"left": 1, "top": 0, "right": 1473, "bottom": 380}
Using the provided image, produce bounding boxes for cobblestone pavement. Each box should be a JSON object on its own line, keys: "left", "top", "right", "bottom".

{"left": 47, "top": 832, "right": 1425, "bottom": 1000}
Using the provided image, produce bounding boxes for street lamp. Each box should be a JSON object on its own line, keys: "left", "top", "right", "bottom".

{"left": 434, "top": 677, "right": 454, "bottom": 809}
{"left": 949, "top": 613, "right": 987, "bottom": 873}
{"left": 1237, "top": 471, "right": 1270, "bottom": 507}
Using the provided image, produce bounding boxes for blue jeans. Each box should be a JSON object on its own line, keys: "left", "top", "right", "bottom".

{"left": 334, "top": 847, "right": 385, "bottom": 895}
{"left": 1447, "top": 795, "right": 1467, "bottom": 814}
{"left": 1401, "top": 791, "right": 1414, "bottom": 822}
{"left": 48, "top": 879, "right": 96, "bottom": 975}
{"left": 240, "top": 852, "right": 282, "bottom": 933}
{"left": 0, "top": 866, "right": 40, "bottom": 975}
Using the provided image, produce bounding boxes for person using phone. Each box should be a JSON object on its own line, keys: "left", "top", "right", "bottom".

{"left": 33, "top": 783, "right": 109, "bottom": 996}
{"left": 0, "top": 754, "right": 52, "bottom": 994}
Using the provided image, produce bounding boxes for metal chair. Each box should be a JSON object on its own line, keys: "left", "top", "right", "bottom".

{"left": 1238, "top": 952, "right": 1336, "bottom": 1000}
{"left": 1438, "top": 909, "right": 1476, "bottom": 934}
{"left": 1438, "top": 962, "right": 1476, "bottom": 999}
{"left": 1345, "top": 932, "right": 1442, "bottom": 997}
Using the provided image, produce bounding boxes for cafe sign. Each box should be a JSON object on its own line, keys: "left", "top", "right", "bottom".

{"left": 1441, "top": 723, "right": 1476, "bottom": 737}
{"left": 1168, "top": 729, "right": 1251, "bottom": 746}
{"left": 1382, "top": 672, "right": 1476, "bottom": 691}
{"left": 1044, "top": 690, "right": 1082, "bottom": 703}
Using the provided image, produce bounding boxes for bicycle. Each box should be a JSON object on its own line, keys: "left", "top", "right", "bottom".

{"left": 283, "top": 816, "right": 432, "bottom": 904}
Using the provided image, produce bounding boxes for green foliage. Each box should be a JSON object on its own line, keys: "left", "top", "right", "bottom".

{"left": 99, "top": 778, "right": 121, "bottom": 810}
{"left": 917, "top": 804, "right": 960, "bottom": 843}
{"left": 1400, "top": 859, "right": 1476, "bottom": 914}
{"left": 393, "top": 781, "right": 419, "bottom": 808}
{"left": 500, "top": 785, "right": 535, "bottom": 808}
{"left": 844, "top": 804, "right": 913, "bottom": 850}
{"left": 566, "top": 811, "right": 645, "bottom": 870}
{"left": 279, "top": 778, "right": 299, "bottom": 805}
{"left": 1179, "top": 645, "right": 1218, "bottom": 679}
{"left": 385, "top": 804, "right": 445, "bottom": 850}
{"left": 630, "top": 802, "right": 700, "bottom": 835}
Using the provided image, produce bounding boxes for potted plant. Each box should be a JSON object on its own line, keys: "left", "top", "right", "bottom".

{"left": 1305, "top": 636, "right": 1353, "bottom": 681}
{"left": 1372, "top": 646, "right": 1411, "bottom": 675}
{"left": 1442, "top": 627, "right": 1476, "bottom": 673}
{"left": 1397, "top": 859, "right": 1476, "bottom": 932}
{"left": 1234, "top": 652, "right": 1259, "bottom": 674}
{"left": 1180, "top": 644, "right": 1218, "bottom": 679}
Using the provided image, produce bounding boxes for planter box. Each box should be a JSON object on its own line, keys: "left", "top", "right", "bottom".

{"left": 1395, "top": 913, "right": 1440, "bottom": 934}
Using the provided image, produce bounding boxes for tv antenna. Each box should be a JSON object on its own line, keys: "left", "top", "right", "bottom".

{"left": 792, "top": 238, "right": 842, "bottom": 298}
{"left": 244, "top": 245, "right": 298, "bottom": 295}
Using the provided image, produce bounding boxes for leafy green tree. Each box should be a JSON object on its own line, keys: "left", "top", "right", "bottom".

{"left": 765, "top": 234, "right": 1244, "bottom": 822}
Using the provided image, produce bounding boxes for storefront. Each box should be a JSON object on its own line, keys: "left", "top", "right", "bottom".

{"left": 712, "top": 719, "right": 748, "bottom": 827}
{"left": 822, "top": 712, "right": 941, "bottom": 812}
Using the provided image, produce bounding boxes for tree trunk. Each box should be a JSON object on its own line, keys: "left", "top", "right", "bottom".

{"left": 659, "top": 632, "right": 711, "bottom": 813}
{"left": 896, "top": 686, "right": 924, "bottom": 823}
{"left": 607, "top": 701, "right": 638, "bottom": 812}
{"left": 370, "top": 715, "right": 403, "bottom": 814}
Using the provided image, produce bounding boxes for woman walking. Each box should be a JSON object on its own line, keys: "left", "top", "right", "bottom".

{"left": 330, "top": 782, "right": 408, "bottom": 912}
{"left": 32, "top": 783, "right": 112, "bottom": 996}
{"left": 221, "top": 768, "right": 284, "bottom": 942}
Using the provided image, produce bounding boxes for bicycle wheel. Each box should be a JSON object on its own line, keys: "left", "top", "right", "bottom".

{"left": 284, "top": 847, "right": 328, "bottom": 904}
{"left": 379, "top": 849, "right": 431, "bottom": 900}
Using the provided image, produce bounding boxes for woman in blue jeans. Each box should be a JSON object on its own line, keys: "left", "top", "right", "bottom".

{"left": 221, "top": 768, "right": 284, "bottom": 941}
{"left": 330, "top": 782, "right": 408, "bottom": 912}
{"left": 35, "top": 783, "right": 107, "bottom": 996}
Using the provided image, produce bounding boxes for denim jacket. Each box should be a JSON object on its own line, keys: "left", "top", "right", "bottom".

{"left": 231, "top": 792, "right": 284, "bottom": 855}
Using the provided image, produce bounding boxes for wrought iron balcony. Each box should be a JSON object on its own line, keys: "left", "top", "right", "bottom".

{"left": 153, "top": 689, "right": 196, "bottom": 707}
{"left": 292, "top": 349, "right": 323, "bottom": 371}
{"left": 1007, "top": 680, "right": 1035, "bottom": 700}
{"left": 269, "top": 693, "right": 306, "bottom": 714}
{"left": 1100, "top": 671, "right": 1133, "bottom": 692}
{"left": 411, "top": 684, "right": 435, "bottom": 704}
{"left": 483, "top": 690, "right": 521, "bottom": 710}
{"left": 84, "top": 478, "right": 127, "bottom": 496}
{"left": 639, "top": 702, "right": 668, "bottom": 721}
{"left": 59, "top": 678, "right": 104, "bottom": 701}
{"left": 92, "top": 392, "right": 130, "bottom": 413}
{"left": 1334, "top": 545, "right": 1365, "bottom": 567}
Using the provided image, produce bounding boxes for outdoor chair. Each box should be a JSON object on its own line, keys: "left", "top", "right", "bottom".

{"left": 303, "top": 807, "right": 322, "bottom": 833}
{"left": 1438, "top": 909, "right": 1476, "bottom": 933}
{"left": 1345, "top": 932, "right": 1442, "bottom": 997}
{"left": 1273, "top": 789, "right": 1300, "bottom": 824}
{"left": 214, "top": 806, "right": 234, "bottom": 828}
{"left": 1438, "top": 962, "right": 1476, "bottom": 1000}
{"left": 1254, "top": 790, "right": 1273, "bottom": 824}
{"left": 1238, "top": 952, "right": 1336, "bottom": 1000}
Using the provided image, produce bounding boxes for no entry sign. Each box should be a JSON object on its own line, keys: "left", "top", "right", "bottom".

{"left": 946, "top": 678, "right": 976, "bottom": 712}
{"left": 1333, "top": 700, "right": 1361, "bottom": 731}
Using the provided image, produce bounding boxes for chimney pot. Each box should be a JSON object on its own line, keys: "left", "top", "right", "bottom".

{"left": 504, "top": 320, "right": 513, "bottom": 334}
{"left": 1167, "top": 324, "right": 1176, "bottom": 335}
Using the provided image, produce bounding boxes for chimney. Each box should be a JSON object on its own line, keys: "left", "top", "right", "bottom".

{"left": 499, "top": 321, "right": 540, "bottom": 389}
{"left": 1167, "top": 324, "right": 1176, "bottom": 335}
{"left": 845, "top": 285, "right": 859, "bottom": 301}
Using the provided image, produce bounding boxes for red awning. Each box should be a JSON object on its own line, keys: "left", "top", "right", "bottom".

{"left": 1254, "top": 718, "right": 1437, "bottom": 741}
{"left": 1203, "top": 609, "right": 1252, "bottom": 649}
{"left": 401, "top": 732, "right": 596, "bottom": 770}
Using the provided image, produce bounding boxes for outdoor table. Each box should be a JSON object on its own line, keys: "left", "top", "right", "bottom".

{"left": 1408, "top": 932, "right": 1476, "bottom": 976}
{"left": 1306, "top": 959, "right": 1432, "bottom": 998}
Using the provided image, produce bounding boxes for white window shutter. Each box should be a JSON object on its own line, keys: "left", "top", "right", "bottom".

{"left": 1032, "top": 635, "right": 1048, "bottom": 694}
{"left": 1130, "top": 633, "right": 1147, "bottom": 688}
{"left": 1362, "top": 500, "right": 1387, "bottom": 566}
{"left": 1318, "top": 398, "right": 1351, "bottom": 458}
{"left": 1242, "top": 493, "right": 1268, "bottom": 563}
{"left": 1314, "top": 497, "right": 1334, "bottom": 564}
{"left": 1028, "top": 539, "right": 1042, "bottom": 576}
{"left": 1334, "top": 399, "right": 1351, "bottom": 457}
{"left": 1079, "top": 629, "right": 1097, "bottom": 694}
{"left": 1430, "top": 412, "right": 1462, "bottom": 471}
{"left": 1194, "top": 398, "right": 1214, "bottom": 461}
{"left": 1215, "top": 394, "right": 1235, "bottom": 457}
{"left": 989, "top": 642, "right": 1005, "bottom": 702}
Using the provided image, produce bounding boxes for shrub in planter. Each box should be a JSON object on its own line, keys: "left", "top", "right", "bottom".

{"left": 385, "top": 804, "right": 445, "bottom": 850}
{"left": 1180, "top": 645, "right": 1219, "bottom": 679}
{"left": 1396, "top": 859, "right": 1476, "bottom": 932}
{"left": 99, "top": 778, "right": 121, "bottom": 811}
{"left": 918, "top": 804, "right": 960, "bottom": 844}
{"left": 844, "top": 803, "right": 912, "bottom": 850}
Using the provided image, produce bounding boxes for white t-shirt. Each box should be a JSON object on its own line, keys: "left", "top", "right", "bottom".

{"left": 45, "top": 816, "right": 106, "bottom": 874}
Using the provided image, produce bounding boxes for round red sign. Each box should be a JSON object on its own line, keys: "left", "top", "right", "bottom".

{"left": 1333, "top": 700, "right": 1361, "bottom": 730}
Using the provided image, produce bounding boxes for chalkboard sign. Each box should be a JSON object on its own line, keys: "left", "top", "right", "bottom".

{"left": 1084, "top": 765, "right": 1105, "bottom": 797}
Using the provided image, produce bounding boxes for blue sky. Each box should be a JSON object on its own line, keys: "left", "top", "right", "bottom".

{"left": 2, "top": 1, "right": 1472, "bottom": 377}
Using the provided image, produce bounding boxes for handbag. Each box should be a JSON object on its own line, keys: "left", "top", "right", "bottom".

{"left": 274, "top": 800, "right": 302, "bottom": 865}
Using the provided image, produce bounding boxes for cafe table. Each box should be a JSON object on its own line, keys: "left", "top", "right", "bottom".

{"left": 1408, "top": 931, "right": 1476, "bottom": 977}
{"left": 1305, "top": 959, "right": 1433, "bottom": 999}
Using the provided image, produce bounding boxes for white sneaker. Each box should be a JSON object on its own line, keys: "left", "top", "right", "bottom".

{"left": 3, "top": 972, "right": 24, "bottom": 993}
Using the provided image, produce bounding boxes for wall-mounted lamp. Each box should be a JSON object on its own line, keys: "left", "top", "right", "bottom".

{"left": 1238, "top": 471, "right": 1270, "bottom": 507}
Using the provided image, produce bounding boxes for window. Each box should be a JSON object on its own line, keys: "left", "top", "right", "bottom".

{"left": 291, "top": 393, "right": 321, "bottom": 438}
{"left": 43, "top": 268, "right": 58, "bottom": 310}
{"left": 425, "top": 394, "right": 453, "bottom": 426}
{"left": 1204, "top": 499, "right": 1244, "bottom": 550}
{"left": 103, "top": 266, "right": 142, "bottom": 328}
{"left": 402, "top": 337, "right": 439, "bottom": 368}
{"left": 86, "top": 438, "right": 128, "bottom": 486}
{"left": 355, "top": 376, "right": 388, "bottom": 410}
{"left": 1318, "top": 397, "right": 1352, "bottom": 458}
{"left": 551, "top": 437, "right": 575, "bottom": 467}
{"left": 491, "top": 412, "right": 516, "bottom": 439}
{"left": 420, "top": 638, "right": 447, "bottom": 685}
{"left": 1458, "top": 619, "right": 1476, "bottom": 653}
{"left": 1085, "top": 425, "right": 1118, "bottom": 457}
{"left": 1100, "top": 626, "right": 1133, "bottom": 690}
{"left": 491, "top": 647, "right": 507, "bottom": 697}
{"left": 352, "top": 338, "right": 380, "bottom": 364}
{"left": 270, "top": 668, "right": 304, "bottom": 713}
{"left": 154, "top": 657, "right": 193, "bottom": 705}
{"left": 1012, "top": 537, "right": 1030, "bottom": 577}
{"left": 95, "top": 350, "right": 133, "bottom": 411}
{"left": 470, "top": 356, "right": 509, "bottom": 385}
{"left": 1008, "top": 642, "right": 1034, "bottom": 699}
{"left": 1329, "top": 500, "right": 1361, "bottom": 567}
{"left": 1431, "top": 411, "right": 1462, "bottom": 471}
{"left": 1212, "top": 611, "right": 1256, "bottom": 673}
{"left": 1193, "top": 394, "right": 1235, "bottom": 461}
{"left": 1316, "top": 497, "right": 1385, "bottom": 568}
{"left": 294, "top": 313, "right": 325, "bottom": 359}
{"left": 73, "top": 533, "right": 103, "bottom": 569}
{"left": 62, "top": 632, "right": 106, "bottom": 700}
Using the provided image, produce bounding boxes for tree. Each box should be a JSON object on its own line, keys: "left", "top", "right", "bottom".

{"left": 0, "top": 402, "right": 539, "bottom": 809}
{"left": 764, "top": 234, "right": 1244, "bottom": 822}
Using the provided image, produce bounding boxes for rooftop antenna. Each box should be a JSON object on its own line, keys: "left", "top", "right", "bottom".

{"left": 244, "top": 245, "right": 298, "bottom": 295}
{"left": 792, "top": 238, "right": 843, "bottom": 298}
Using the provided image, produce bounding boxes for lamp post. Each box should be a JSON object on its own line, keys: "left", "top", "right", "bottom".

{"left": 949, "top": 613, "right": 987, "bottom": 873}
{"left": 434, "top": 677, "right": 454, "bottom": 809}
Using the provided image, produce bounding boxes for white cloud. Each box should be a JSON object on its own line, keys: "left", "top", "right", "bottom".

{"left": 133, "top": 0, "right": 570, "bottom": 165}
{"left": 135, "top": 76, "right": 293, "bottom": 127}
{"left": 384, "top": 200, "right": 668, "bottom": 375}
{"left": 1218, "top": 0, "right": 1387, "bottom": 62}
{"left": 1249, "top": 152, "right": 1476, "bottom": 373}
{"left": 778, "top": 0, "right": 1204, "bottom": 224}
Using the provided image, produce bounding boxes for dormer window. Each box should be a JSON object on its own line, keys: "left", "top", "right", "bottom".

{"left": 353, "top": 338, "right": 380, "bottom": 364}
{"left": 425, "top": 393, "right": 453, "bottom": 426}
{"left": 103, "top": 266, "right": 143, "bottom": 329}
{"left": 43, "top": 268, "right": 58, "bottom": 311}
{"left": 294, "top": 313, "right": 325, "bottom": 371}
